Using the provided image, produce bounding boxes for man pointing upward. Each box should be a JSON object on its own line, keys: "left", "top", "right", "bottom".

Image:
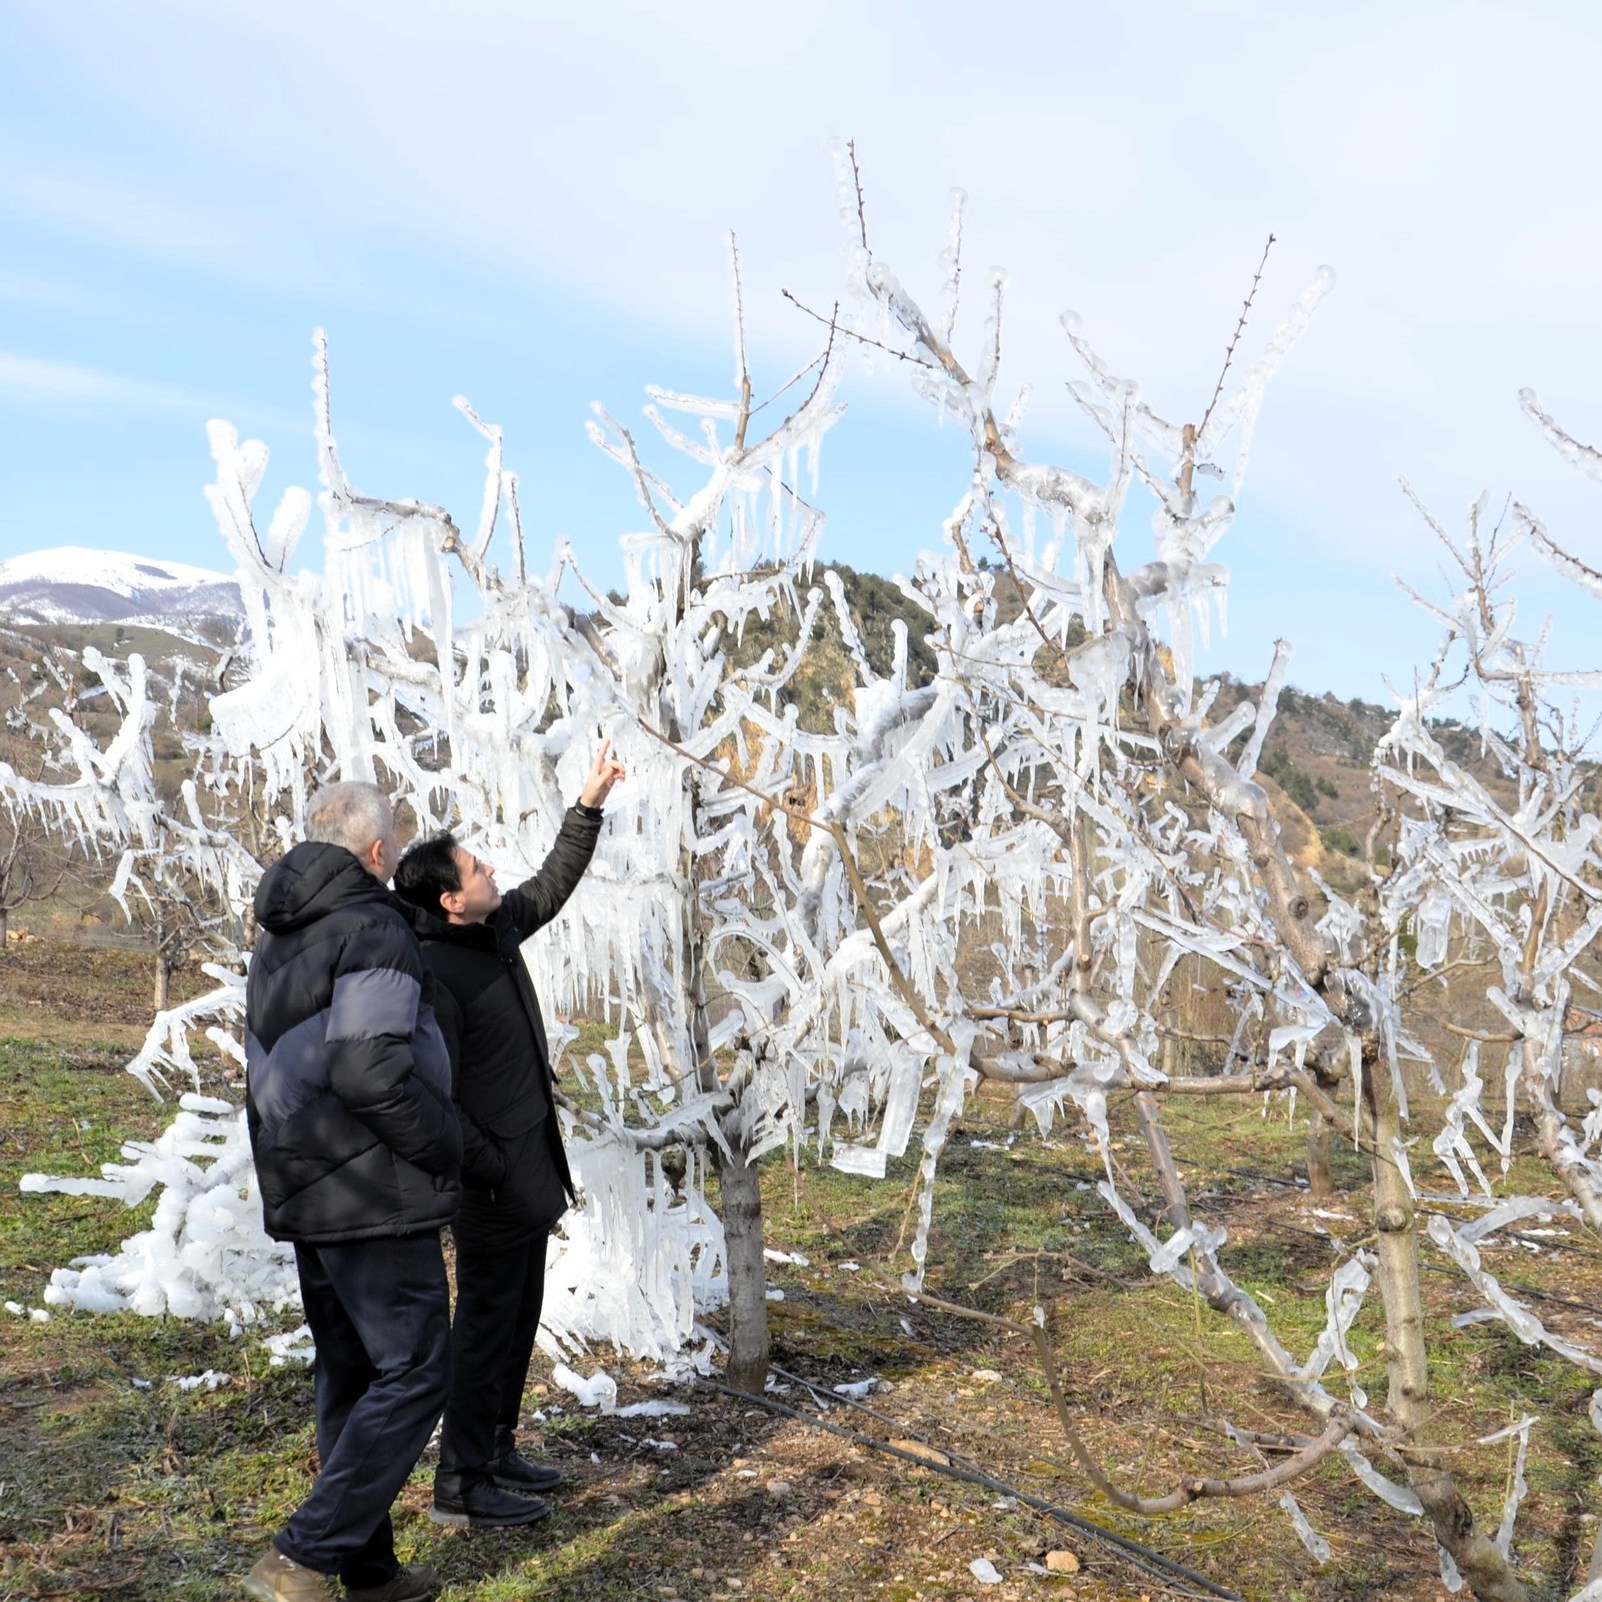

{"left": 395, "top": 742, "right": 625, "bottom": 1528}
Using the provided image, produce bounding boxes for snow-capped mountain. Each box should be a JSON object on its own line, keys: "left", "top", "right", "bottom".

{"left": 0, "top": 547, "right": 243, "bottom": 633}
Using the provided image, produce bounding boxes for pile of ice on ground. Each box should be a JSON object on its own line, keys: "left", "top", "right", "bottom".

{"left": 21, "top": 1095, "right": 727, "bottom": 1366}
{"left": 21, "top": 1094, "right": 297, "bottom": 1329}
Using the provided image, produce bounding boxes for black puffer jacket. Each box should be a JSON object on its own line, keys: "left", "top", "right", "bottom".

{"left": 245, "top": 842, "right": 461, "bottom": 1244}
{"left": 408, "top": 806, "right": 601, "bottom": 1250}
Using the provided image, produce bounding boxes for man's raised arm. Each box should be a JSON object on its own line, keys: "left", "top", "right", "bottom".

{"left": 499, "top": 741, "right": 625, "bottom": 938}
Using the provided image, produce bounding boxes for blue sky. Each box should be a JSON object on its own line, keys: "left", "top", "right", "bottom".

{"left": 5, "top": 1, "right": 1602, "bottom": 701}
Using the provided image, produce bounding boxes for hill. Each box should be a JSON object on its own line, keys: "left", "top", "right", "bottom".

{"left": 0, "top": 547, "right": 242, "bottom": 640}
{"left": 0, "top": 547, "right": 241, "bottom": 776}
{"left": 0, "top": 542, "right": 1533, "bottom": 929}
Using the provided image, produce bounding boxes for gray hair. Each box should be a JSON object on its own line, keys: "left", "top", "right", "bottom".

{"left": 305, "top": 781, "right": 395, "bottom": 857}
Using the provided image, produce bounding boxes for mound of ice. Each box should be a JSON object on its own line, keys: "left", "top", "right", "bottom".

{"left": 22, "top": 1096, "right": 298, "bottom": 1326}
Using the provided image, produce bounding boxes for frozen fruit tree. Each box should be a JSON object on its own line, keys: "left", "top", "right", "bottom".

{"left": 0, "top": 639, "right": 255, "bottom": 1017}
{"left": 20, "top": 237, "right": 963, "bottom": 1391}
{"left": 770, "top": 170, "right": 1602, "bottom": 1600}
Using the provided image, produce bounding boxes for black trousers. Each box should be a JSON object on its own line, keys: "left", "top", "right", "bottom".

{"left": 276, "top": 1233, "right": 451, "bottom": 1587}
{"left": 437, "top": 1232, "right": 549, "bottom": 1484}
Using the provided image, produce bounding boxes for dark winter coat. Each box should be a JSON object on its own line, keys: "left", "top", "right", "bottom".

{"left": 245, "top": 842, "right": 461, "bottom": 1244}
{"left": 408, "top": 805, "right": 602, "bottom": 1251}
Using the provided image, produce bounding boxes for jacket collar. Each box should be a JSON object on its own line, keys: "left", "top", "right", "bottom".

{"left": 405, "top": 899, "right": 501, "bottom": 950}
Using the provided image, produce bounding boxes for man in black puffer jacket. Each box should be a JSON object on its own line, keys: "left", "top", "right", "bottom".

{"left": 395, "top": 742, "right": 623, "bottom": 1529}
{"left": 243, "top": 781, "right": 461, "bottom": 1602}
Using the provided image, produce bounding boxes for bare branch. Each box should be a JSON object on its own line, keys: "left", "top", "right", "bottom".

{"left": 1195, "top": 232, "right": 1277, "bottom": 446}
{"left": 781, "top": 289, "right": 938, "bottom": 369}
{"left": 730, "top": 231, "right": 752, "bottom": 452}
{"left": 846, "top": 137, "right": 869, "bottom": 251}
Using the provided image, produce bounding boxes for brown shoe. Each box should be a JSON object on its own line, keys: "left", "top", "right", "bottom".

{"left": 241, "top": 1545, "right": 337, "bottom": 1601}
{"left": 346, "top": 1563, "right": 443, "bottom": 1602}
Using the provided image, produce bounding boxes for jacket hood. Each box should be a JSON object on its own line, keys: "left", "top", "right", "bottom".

{"left": 254, "top": 841, "right": 392, "bottom": 933}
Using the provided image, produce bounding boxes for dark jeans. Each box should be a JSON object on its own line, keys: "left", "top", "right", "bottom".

{"left": 275, "top": 1233, "right": 451, "bottom": 1587}
{"left": 437, "top": 1232, "right": 549, "bottom": 1484}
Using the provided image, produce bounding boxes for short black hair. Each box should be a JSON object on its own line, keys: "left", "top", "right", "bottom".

{"left": 394, "top": 832, "right": 462, "bottom": 915}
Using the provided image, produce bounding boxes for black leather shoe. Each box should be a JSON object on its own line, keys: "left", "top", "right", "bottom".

{"left": 489, "top": 1449, "right": 564, "bottom": 1494}
{"left": 429, "top": 1475, "right": 552, "bottom": 1528}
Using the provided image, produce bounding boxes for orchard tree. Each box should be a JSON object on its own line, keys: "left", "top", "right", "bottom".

{"left": 0, "top": 757, "right": 69, "bottom": 951}
{"left": 187, "top": 264, "right": 943, "bottom": 1387}
{"left": 795, "top": 166, "right": 1602, "bottom": 1601}
{"left": 21, "top": 175, "right": 1602, "bottom": 1602}
{"left": 0, "top": 635, "right": 254, "bottom": 1011}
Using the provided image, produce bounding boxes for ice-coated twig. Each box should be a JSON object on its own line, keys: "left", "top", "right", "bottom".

{"left": 1191, "top": 232, "right": 1277, "bottom": 471}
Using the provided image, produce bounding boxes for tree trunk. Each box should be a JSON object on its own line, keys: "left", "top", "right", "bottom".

{"left": 0, "top": 906, "right": 9, "bottom": 955}
{"left": 153, "top": 952, "right": 169, "bottom": 1014}
{"left": 678, "top": 762, "right": 772, "bottom": 1396}
{"left": 1306, "top": 1106, "right": 1334, "bottom": 1198}
{"left": 1364, "top": 1064, "right": 1528, "bottom": 1602}
{"left": 713, "top": 1136, "right": 771, "bottom": 1393}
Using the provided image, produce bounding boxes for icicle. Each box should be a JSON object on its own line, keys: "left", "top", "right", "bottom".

{"left": 1436, "top": 1541, "right": 1465, "bottom": 1594}
{"left": 1477, "top": 1415, "right": 1537, "bottom": 1558}
{"left": 1238, "top": 639, "right": 1290, "bottom": 779}
{"left": 1298, "top": 1252, "right": 1374, "bottom": 1383}
{"left": 1278, "top": 1489, "right": 1332, "bottom": 1563}
{"left": 901, "top": 1035, "right": 979, "bottom": 1292}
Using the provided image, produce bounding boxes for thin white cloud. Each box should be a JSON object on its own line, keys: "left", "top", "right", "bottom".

{"left": 0, "top": 349, "right": 197, "bottom": 411}
{"left": 0, "top": 270, "right": 134, "bottom": 318}
{"left": 0, "top": 160, "right": 335, "bottom": 294}
{"left": 0, "top": 350, "right": 302, "bottom": 432}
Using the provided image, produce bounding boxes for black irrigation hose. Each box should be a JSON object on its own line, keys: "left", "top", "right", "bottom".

{"left": 1498, "top": 1226, "right": 1602, "bottom": 1264}
{"left": 1204, "top": 1162, "right": 1308, "bottom": 1191}
{"left": 766, "top": 1361, "right": 978, "bottom": 1466}
{"left": 1416, "top": 1260, "right": 1602, "bottom": 1322}
{"left": 690, "top": 1376, "right": 1244, "bottom": 1602}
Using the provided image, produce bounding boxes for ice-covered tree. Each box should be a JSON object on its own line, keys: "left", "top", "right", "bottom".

{"left": 793, "top": 166, "right": 1602, "bottom": 1600}
{"left": 0, "top": 636, "right": 253, "bottom": 995}
{"left": 0, "top": 747, "right": 70, "bottom": 953}
{"left": 24, "top": 243, "right": 957, "bottom": 1388}
{"left": 1367, "top": 407, "right": 1602, "bottom": 1598}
